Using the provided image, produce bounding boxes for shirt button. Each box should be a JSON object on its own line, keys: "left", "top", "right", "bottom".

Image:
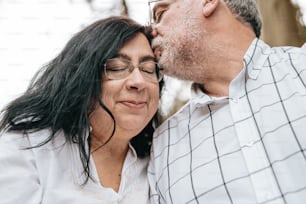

{"left": 231, "top": 98, "right": 239, "bottom": 103}
{"left": 246, "top": 141, "right": 256, "bottom": 147}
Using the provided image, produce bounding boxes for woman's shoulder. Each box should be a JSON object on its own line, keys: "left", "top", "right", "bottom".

{"left": 0, "top": 128, "right": 66, "bottom": 150}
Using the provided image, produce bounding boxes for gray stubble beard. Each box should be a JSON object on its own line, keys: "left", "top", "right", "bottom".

{"left": 160, "top": 17, "right": 206, "bottom": 82}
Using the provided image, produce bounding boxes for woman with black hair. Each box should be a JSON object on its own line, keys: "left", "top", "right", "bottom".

{"left": 0, "top": 16, "right": 163, "bottom": 204}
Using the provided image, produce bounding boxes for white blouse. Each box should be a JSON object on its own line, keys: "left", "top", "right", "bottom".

{"left": 0, "top": 129, "right": 149, "bottom": 204}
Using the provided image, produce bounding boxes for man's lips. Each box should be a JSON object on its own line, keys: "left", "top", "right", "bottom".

{"left": 153, "top": 46, "right": 163, "bottom": 60}
{"left": 152, "top": 39, "right": 163, "bottom": 60}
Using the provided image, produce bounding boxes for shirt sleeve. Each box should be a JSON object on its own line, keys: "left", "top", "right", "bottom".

{"left": 0, "top": 133, "right": 42, "bottom": 204}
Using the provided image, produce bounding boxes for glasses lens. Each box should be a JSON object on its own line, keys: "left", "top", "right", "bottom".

{"left": 139, "top": 61, "right": 156, "bottom": 73}
{"left": 104, "top": 59, "right": 129, "bottom": 80}
{"left": 104, "top": 58, "right": 163, "bottom": 82}
{"left": 139, "top": 61, "right": 160, "bottom": 82}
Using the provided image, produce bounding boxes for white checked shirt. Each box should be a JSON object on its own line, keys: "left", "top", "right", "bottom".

{"left": 148, "top": 39, "right": 306, "bottom": 204}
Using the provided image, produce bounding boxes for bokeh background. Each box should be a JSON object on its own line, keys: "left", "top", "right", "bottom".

{"left": 0, "top": 0, "right": 306, "bottom": 119}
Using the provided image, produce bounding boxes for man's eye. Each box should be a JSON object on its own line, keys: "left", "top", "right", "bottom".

{"left": 155, "top": 9, "right": 165, "bottom": 23}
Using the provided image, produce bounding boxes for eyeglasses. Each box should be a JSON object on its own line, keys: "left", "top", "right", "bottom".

{"left": 148, "top": 0, "right": 161, "bottom": 26}
{"left": 104, "top": 58, "right": 163, "bottom": 83}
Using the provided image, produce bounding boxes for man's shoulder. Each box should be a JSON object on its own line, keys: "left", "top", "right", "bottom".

{"left": 251, "top": 39, "right": 306, "bottom": 57}
{"left": 155, "top": 101, "right": 191, "bottom": 134}
{"left": 264, "top": 40, "right": 306, "bottom": 58}
{"left": 251, "top": 39, "right": 306, "bottom": 70}
{"left": 268, "top": 43, "right": 306, "bottom": 70}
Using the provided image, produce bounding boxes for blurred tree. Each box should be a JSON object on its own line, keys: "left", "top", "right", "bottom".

{"left": 121, "top": 0, "right": 128, "bottom": 16}
{"left": 84, "top": 0, "right": 125, "bottom": 20}
{"left": 84, "top": 0, "right": 148, "bottom": 24}
{"left": 258, "top": 0, "right": 306, "bottom": 46}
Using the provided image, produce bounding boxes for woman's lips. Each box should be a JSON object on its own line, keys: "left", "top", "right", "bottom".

{"left": 121, "top": 101, "right": 146, "bottom": 109}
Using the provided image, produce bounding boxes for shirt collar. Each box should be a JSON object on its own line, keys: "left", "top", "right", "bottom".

{"left": 190, "top": 87, "right": 229, "bottom": 110}
{"left": 243, "top": 38, "right": 271, "bottom": 80}
{"left": 229, "top": 38, "right": 271, "bottom": 99}
{"left": 190, "top": 38, "right": 272, "bottom": 107}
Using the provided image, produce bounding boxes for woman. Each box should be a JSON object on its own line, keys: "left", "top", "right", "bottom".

{"left": 0, "top": 16, "right": 163, "bottom": 203}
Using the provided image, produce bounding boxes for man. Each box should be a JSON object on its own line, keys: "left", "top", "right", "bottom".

{"left": 147, "top": 0, "right": 306, "bottom": 203}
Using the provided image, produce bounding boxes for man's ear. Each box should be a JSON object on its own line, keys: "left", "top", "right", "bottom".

{"left": 202, "top": 0, "right": 219, "bottom": 17}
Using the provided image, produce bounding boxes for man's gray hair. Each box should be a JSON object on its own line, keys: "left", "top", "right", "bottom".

{"left": 223, "top": 0, "right": 262, "bottom": 37}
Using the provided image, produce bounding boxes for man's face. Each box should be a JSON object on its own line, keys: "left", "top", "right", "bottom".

{"left": 150, "top": 0, "right": 205, "bottom": 81}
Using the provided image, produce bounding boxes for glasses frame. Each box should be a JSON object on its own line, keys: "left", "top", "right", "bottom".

{"left": 104, "top": 58, "right": 163, "bottom": 82}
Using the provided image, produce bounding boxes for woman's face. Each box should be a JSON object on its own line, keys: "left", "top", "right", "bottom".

{"left": 91, "top": 33, "right": 160, "bottom": 142}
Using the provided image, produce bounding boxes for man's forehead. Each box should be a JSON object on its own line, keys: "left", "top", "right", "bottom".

{"left": 151, "top": 0, "right": 175, "bottom": 10}
{"left": 150, "top": 0, "right": 176, "bottom": 7}
{"left": 150, "top": 0, "right": 176, "bottom": 3}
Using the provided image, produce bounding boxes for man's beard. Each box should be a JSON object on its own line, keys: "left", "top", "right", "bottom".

{"left": 153, "top": 8, "right": 206, "bottom": 81}
{"left": 158, "top": 31, "right": 204, "bottom": 82}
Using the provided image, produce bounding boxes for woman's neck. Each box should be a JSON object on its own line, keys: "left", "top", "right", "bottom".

{"left": 91, "top": 137, "right": 130, "bottom": 192}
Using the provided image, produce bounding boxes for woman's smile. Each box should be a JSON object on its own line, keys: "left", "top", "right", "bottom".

{"left": 120, "top": 100, "right": 147, "bottom": 109}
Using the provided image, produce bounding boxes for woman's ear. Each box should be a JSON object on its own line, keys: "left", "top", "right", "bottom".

{"left": 202, "top": 0, "right": 219, "bottom": 17}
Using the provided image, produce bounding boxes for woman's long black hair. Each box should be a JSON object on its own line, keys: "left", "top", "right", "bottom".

{"left": 0, "top": 16, "right": 164, "bottom": 183}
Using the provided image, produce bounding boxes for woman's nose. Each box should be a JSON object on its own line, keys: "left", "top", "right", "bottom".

{"left": 126, "top": 68, "right": 147, "bottom": 91}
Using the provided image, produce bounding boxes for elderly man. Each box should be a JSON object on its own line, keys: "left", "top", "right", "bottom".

{"left": 147, "top": 0, "right": 306, "bottom": 203}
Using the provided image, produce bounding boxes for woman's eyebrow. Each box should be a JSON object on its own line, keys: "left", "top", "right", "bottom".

{"left": 140, "top": 55, "right": 156, "bottom": 62}
{"left": 115, "top": 53, "right": 130, "bottom": 60}
{"left": 116, "top": 53, "right": 155, "bottom": 62}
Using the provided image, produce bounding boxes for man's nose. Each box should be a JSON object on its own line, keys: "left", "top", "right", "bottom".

{"left": 151, "top": 24, "right": 158, "bottom": 37}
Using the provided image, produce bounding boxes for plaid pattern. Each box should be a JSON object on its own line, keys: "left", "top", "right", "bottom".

{"left": 148, "top": 39, "right": 306, "bottom": 204}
